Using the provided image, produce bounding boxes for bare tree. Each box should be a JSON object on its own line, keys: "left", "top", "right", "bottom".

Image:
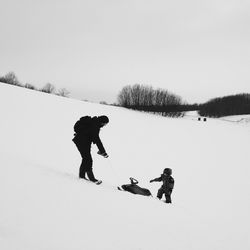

{"left": 2, "top": 72, "right": 20, "bottom": 86}
{"left": 40, "top": 83, "right": 55, "bottom": 93}
{"left": 100, "top": 101, "right": 109, "bottom": 105}
{"left": 57, "top": 88, "right": 70, "bottom": 97}
{"left": 117, "top": 85, "right": 132, "bottom": 107}
{"left": 24, "top": 83, "right": 36, "bottom": 90}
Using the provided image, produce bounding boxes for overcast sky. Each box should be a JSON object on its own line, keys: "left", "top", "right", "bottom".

{"left": 0, "top": 0, "right": 250, "bottom": 104}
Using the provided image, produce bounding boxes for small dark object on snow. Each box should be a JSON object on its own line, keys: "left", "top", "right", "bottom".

{"left": 198, "top": 117, "right": 201, "bottom": 121}
{"left": 203, "top": 117, "right": 207, "bottom": 122}
{"left": 118, "top": 177, "right": 152, "bottom": 196}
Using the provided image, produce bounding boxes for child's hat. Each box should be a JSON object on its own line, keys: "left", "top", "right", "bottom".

{"left": 163, "top": 168, "right": 172, "bottom": 175}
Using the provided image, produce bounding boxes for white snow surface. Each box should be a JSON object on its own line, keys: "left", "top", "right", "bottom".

{"left": 220, "top": 115, "right": 250, "bottom": 124}
{"left": 0, "top": 83, "right": 249, "bottom": 250}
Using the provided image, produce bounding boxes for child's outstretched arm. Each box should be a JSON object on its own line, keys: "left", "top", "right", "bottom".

{"left": 150, "top": 176, "right": 162, "bottom": 183}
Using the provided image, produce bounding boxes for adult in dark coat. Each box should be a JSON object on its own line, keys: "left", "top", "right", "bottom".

{"left": 72, "top": 115, "right": 109, "bottom": 182}
{"left": 150, "top": 168, "right": 174, "bottom": 203}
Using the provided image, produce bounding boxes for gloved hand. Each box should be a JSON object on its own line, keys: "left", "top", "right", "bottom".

{"left": 149, "top": 180, "right": 153, "bottom": 183}
{"left": 97, "top": 151, "right": 109, "bottom": 158}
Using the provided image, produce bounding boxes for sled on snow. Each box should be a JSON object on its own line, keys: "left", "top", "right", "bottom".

{"left": 118, "top": 177, "right": 152, "bottom": 196}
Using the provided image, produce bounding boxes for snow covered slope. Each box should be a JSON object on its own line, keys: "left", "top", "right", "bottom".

{"left": 221, "top": 115, "right": 250, "bottom": 124}
{"left": 0, "top": 83, "right": 249, "bottom": 250}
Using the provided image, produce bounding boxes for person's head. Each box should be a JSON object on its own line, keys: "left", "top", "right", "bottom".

{"left": 163, "top": 168, "right": 172, "bottom": 176}
{"left": 97, "top": 115, "right": 109, "bottom": 127}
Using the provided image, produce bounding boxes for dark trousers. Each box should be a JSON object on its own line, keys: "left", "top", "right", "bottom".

{"left": 73, "top": 139, "right": 97, "bottom": 182}
{"left": 157, "top": 188, "right": 172, "bottom": 203}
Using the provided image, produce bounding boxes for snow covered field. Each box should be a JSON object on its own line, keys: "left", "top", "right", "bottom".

{"left": 0, "top": 83, "right": 249, "bottom": 250}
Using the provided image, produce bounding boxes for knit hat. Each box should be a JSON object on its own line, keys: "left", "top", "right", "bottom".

{"left": 163, "top": 168, "right": 172, "bottom": 175}
{"left": 97, "top": 115, "right": 109, "bottom": 124}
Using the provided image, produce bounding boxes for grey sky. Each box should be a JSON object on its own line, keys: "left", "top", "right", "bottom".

{"left": 1, "top": 0, "right": 250, "bottom": 103}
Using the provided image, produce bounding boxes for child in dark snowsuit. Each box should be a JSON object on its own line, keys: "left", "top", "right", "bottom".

{"left": 150, "top": 168, "right": 174, "bottom": 203}
{"left": 72, "top": 115, "right": 109, "bottom": 183}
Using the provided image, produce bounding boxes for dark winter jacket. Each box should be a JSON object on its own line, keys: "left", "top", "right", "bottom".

{"left": 151, "top": 174, "right": 174, "bottom": 191}
{"left": 73, "top": 116, "right": 106, "bottom": 154}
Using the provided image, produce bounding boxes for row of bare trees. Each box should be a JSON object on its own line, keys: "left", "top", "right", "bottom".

{"left": 198, "top": 93, "right": 250, "bottom": 117}
{"left": 0, "top": 72, "right": 70, "bottom": 97}
{"left": 118, "top": 84, "right": 183, "bottom": 107}
{"left": 118, "top": 85, "right": 250, "bottom": 118}
{"left": 117, "top": 84, "right": 184, "bottom": 117}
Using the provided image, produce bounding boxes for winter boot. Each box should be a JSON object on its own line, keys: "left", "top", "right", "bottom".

{"left": 86, "top": 170, "right": 98, "bottom": 182}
